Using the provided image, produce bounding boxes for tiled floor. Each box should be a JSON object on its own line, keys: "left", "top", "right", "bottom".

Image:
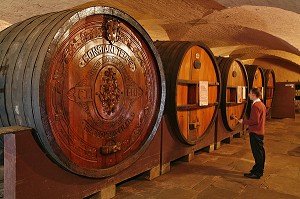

{"left": 113, "top": 115, "right": 300, "bottom": 199}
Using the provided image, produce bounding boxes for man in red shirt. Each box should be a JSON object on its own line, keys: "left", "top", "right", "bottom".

{"left": 239, "top": 87, "right": 266, "bottom": 179}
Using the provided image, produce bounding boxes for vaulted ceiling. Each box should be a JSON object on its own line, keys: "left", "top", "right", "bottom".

{"left": 1, "top": 0, "right": 300, "bottom": 76}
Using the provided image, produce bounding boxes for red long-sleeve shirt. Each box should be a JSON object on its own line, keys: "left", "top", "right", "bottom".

{"left": 243, "top": 101, "right": 266, "bottom": 135}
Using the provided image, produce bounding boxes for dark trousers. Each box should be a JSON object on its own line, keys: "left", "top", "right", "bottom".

{"left": 249, "top": 133, "right": 265, "bottom": 176}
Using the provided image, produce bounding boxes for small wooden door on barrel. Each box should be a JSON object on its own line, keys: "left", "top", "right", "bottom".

{"left": 0, "top": 6, "right": 165, "bottom": 178}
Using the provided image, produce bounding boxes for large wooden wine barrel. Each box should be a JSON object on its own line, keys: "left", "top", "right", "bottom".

{"left": 155, "top": 41, "right": 221, "bottom": 145}
{"left": 245, "top": 65, "right": 265, "bottom": 117}
{"left": 264, "top": 69, "right": 276, "bottom": 115}
{"left": 0, "top": 6, "right": 165, "bottom": 178}
{"left": 216, "top": 57, "right": 249, "bottom": 131}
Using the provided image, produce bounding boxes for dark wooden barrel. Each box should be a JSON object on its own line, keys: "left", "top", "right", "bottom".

{"left": 245, "top": 65, "right": 265, "bottom": 117}
{"left": 0, "top": 6, "right": 166, "bottom": 178}
{"left": 264, "top": 69, "right": 276, "bottom": 115}
{"left": 155, "top": 41, "right": 221, "bottom": 145}
{"left": 216, "top": 57, "right": 249, "bottom": 131}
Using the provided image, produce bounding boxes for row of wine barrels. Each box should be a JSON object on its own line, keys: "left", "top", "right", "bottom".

{"left": 0, "top": 6, "right": 166, "bottom": 178}
{"left": 264, "top": 69, "right": 276, "bottom": 115}
{"left": 216, "top": 57, "right": 249, "bottom": 131}
{"left": 245, "top": 65, "right": 265, "bottom": 117}
{"left": 0, "top": 5, "right": 277, "bottom": 178}
{"left": 155, "top": 41, "right": 221, "bottom": 145}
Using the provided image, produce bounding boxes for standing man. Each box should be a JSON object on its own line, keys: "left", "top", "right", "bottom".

{"left": 238, "top": 87, "right": 266, "bottom": 179}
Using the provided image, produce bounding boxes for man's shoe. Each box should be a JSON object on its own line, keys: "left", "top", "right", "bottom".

{"left": 250, "top": 169, "right": 264, "bottom": 177}
{"left": 244, "top": 173, "right": 260, "bottom": 179}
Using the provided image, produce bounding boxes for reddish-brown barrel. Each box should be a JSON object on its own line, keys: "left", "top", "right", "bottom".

{"left": 264, "top": 69, "right": 276, "bottom": 116}
{"left": 245, "top": 65, "right": 265, "bottom": 117}
{"left": 155, "top": 41, "right": 221, "bottom": 145}
{"left": 0, "top": 6, "right": 165, "bottom": 178}
{"left": 216, "top": 57, "right": 249, "bottom": 131}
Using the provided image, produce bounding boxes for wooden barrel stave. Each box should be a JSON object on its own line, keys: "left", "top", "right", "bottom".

{"left": 155, "top": 41, "right": 221, "bottom": 145}
{"left": 0, "top": 21, "right": 22, "bottom": 44}
{"left": 0, "top": 7, "right": 165, "bottom": 178}
{"left": 0, "top": 16, "right": 41, "bottom": 127}
{"left": 21, "top": 11, "right": 76, "bottom": 145}
{"left": 6, "top": 13, "right": 57, "bottom": 127}
{"left": 217, "top": 57, "right": 248, "bottom": 131}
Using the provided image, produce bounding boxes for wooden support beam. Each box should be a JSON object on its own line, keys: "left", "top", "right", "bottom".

{"left": 0, "top": 126, "right": 32, "bottom": 135}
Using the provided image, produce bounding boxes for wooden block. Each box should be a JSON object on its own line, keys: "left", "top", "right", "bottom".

{"left": 0, "top": 126, "right": 32, "bottom": 135}
{"left": 161, "top": 162, "right": 170, "bottom": 175}
{"left": 233, "top": 132, "right": 241, "bottom": 138}
{"left": 87, "top": 185, "right": 116, "bottom": 199}
{"left": 214, "top": 142, "right": 221, "bottom": 150}
{"left": 4, "top": 134, "right": 16, "bottom": 199}
{"left": 145, "top": 165, "right": 160, "bottom": 181}
{"left": 222, "top": 135, "right": 233, "bottom": 144}
{"left": 203, "top": 144, "right": 214, "bottom": 153}
{"left": 182, "top": 152, "right": 194, "bottom": 162}
{"left": 241, "top": 131, "right": 247, "bottom": 140}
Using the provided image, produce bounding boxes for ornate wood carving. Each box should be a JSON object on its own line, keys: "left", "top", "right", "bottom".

{"left": 45, "top": 14, "right": 160, "bottom": 176}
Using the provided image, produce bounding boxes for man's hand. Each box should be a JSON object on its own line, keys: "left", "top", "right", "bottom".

{"left": 238, "top": 119, "right": 243, "bottom": 124}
